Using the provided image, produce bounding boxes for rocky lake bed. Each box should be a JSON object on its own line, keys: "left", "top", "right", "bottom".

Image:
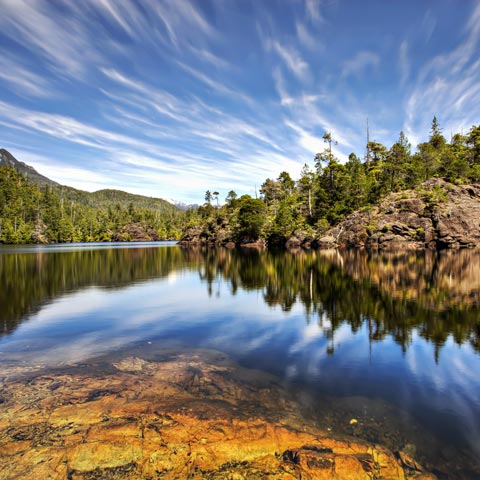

{"left": 0, "top": 348, "right": 441, "bottom": 480}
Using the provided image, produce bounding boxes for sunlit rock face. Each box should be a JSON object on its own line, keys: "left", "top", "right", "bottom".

{"left": 325, "top": 179, "right": 480, "bottom": 250}
{"left": 0, "top": 352, "right": 434, "bottom": 480}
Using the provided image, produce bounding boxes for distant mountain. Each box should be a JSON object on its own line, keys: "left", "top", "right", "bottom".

{"left": 165, "top": 199, "right": 199, "bottom": 210}
{"left": 57, "top": 186, "right": 179, "bottom": 214}
{"left": 0, "top": 148, "right": 59, "bottom": 187}
{"left": 0, "top": 148, "right": 179, "bottom": 214}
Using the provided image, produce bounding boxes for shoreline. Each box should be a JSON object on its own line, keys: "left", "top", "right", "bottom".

{"left": 0, "top": 349, "right": 438, "bottom": 480}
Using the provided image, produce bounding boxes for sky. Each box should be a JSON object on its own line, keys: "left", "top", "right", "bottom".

{"left": 0, "top": 0, "right": 479, "bottom": 204}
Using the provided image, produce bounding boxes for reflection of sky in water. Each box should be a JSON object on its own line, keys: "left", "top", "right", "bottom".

{"left": 0, "top": 241, "right": 179, "bottom": 254}
{"left": 1, "top": 257, "right": 480, "bottom": 461}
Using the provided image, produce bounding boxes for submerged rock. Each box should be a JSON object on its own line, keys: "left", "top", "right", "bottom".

{"left": 0, "top": 352, "right": 435, "bottom": 479}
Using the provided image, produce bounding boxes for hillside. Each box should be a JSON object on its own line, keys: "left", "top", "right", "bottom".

{"left": 55, "top": 186, "right": 179, "bottom": 215}
{"left": 0, "top": 150, "right": 189, "bottom": 244}
{"left": 320, "top": 179, "right": 480, "bottom": 250}
{"left": 0, "top": 149, "right": 59, "bottom": 187}
{"left": 0, "top": 149, "right": 178, "bottom": 215}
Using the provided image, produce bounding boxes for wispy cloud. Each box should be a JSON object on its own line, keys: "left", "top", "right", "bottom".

{"left": 341, "top": 51, "right": 380, "bottom": 79}
{"left": 0, "top": 0, "right": 478, "bottom": 203}
{"left": 101, "top": 68, "right": 185, "bottom": 121}
{"left": 398, "top": 41, "right": 409, "bottom": 86}
{"left": 0, "top": 100, "right": 156, "bottom": 152}
{"left": 273, "top": 41, "right": 310, "bottom": 80}
{"left": 171, "top": 0, "right": 214, "bottom": 38}
{"left": 95, "top": 0, "right": 137, "bottom": 38}
{"left": 0, "top": 0, "right": 95, "bottom": 77}
{"left": 286, "top": 120, "right": 325, "bottom": 155}
{"left": 403, "top": 2, "right": 480, "bottom": 144}
{"left": 295, "top": 20, "right": 319, "bottom": 50}
{"left": 189, "top": 47, "right": 231, "bottom": 69}
{"left": 0, "top": 54, "right": 52, "bottom": 97}
{"left": 96, "top": 0, "right": 216, "bottom": 48}
{"left": 148, "top": 0, "right": 216, "bottom": 48}
{"left": 421, "top": 9, "right": 437, "bottom": 44}
{"left": 305, "top": 0, "right": 323, "bottom": 22}
{"left": 176, "top": 62, "right": 253, "bottom": 105}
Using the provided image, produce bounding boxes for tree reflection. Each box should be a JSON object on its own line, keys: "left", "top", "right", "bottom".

{"left": 1, "top": 245, "right": 479, "bottom": 357}
{"left": 0, "top": 246, "right": 187, "bottom": 335}
{"left": 193, "top": 247, "right": 480, "bottom": 357}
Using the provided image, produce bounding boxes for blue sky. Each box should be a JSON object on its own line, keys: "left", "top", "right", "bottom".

{"left": 0, "top": 0, "right": 479, "bottom": 203}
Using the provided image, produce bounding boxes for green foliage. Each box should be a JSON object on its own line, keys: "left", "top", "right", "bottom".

{"left": 234, "top": 195, "right": 266, "bottom": 242}
{"left": 181, "top": 118, "right": 480, "bottom": 247}
{"left": 415, "top": 227, "right": 425, "bottom": 240}
{"left": 225, "top": 190, "right": 238, "bottom": 209}
{"left": 4, "top": 119, "right": 480, "bottom": 247}
{"left": 0, "top": 166, "right": 188, "bottom": 244}
{"left": 417, "top": 184, "right": 448, "bottom": 208}
{"left": 56, "top": 186, "right": 178, "bottom": 214}
{"left": 204, "top": 190, "right": 212, "bottom": 205}
{"left": 315, "top": 218, "right": 330, "bottom": 233}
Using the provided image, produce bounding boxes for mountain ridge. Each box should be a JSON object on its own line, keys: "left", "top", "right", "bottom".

{"left": 0, "top": 149, "right": 59, "bottom": 187}
{"left": 0, "top": 149, "right": 191, "bottom": 243}
{"left": 0, "top": 148, "right": 180, "bottom": 213}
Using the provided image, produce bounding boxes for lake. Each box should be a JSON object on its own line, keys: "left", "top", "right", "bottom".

{"left": 0, "top": 242, "right": 479, "bottom": 478}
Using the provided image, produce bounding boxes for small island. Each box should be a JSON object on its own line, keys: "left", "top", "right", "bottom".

{"left": 181, "top": 120, "right": 480, "bottom": 250}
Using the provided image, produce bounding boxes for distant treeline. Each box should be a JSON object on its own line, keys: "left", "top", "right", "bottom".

{"left": 0, "top": 167, "right": 192, "bottom": 244}
{"left": 2, "top": 119, "right": 479, "bottom": 245}
{"left": 188, "top": 119, "right": 480, "bottom": 245}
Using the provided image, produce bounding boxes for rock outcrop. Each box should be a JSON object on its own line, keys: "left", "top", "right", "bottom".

{"left": 180, "top": 220, "right": 234, "bottom": 246}
{"left": 0, "top": 351, "right": 436, "bottom": 480}
{"left": 112, "top": 223, "right": 162, "bottom": 242}
{"left": 179, "top": 224, "right": 266, "bottom": 248}
{"left": 323, "top": 179, "right": 480, "bottom": 250}
{"left": 180, "top": 180, "right": 480, "bottom": 251}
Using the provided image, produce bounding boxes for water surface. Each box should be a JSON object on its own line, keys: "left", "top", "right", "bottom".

{"left": 0, "top": 243, "right": 479, "bottom": 478}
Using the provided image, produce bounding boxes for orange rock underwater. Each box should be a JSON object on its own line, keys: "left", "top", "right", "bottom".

{"left": 0, "top": 352, "right": 435, "bottom": 479}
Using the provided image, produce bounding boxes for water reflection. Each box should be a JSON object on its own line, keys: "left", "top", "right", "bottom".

{"left": 0, "top": 243, "right": 187, "bottom": 336}
{"left": 1, "top": 244, "right": 480, "bottom": 476}
{"left": 194, "top": 247, "right": 480, "bottom": 358}
{"left": 1, "top": 245, "right": 480, "bottom": 359}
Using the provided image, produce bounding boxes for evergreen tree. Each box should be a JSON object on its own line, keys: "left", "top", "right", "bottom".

{"left": 297, "top": 164, "right": 316, "bottom": 221}
{"left": 234, "top": 195, "right": 266, "bottom": 242}
{"left": 385, "top": 131, "right": 411, "bottom": 191}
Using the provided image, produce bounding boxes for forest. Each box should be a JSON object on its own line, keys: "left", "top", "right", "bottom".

{"left": 0, "top": 167, "right": 191, "bottom": 244}
{"left": 1, "top": 119, "right": 479, "bottom": 245}
{"left": 187, "top": 119, "right": 480, "bottom": 245}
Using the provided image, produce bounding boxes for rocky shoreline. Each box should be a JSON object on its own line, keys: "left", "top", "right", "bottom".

{"left": 0, "top": 350, "right": 437, "bottom": 480}
{"left": 180, "top": 179, "right": 480, "bottom": 251}
{"left": 322, "top": 179, "right": 480, "bottom": 250}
